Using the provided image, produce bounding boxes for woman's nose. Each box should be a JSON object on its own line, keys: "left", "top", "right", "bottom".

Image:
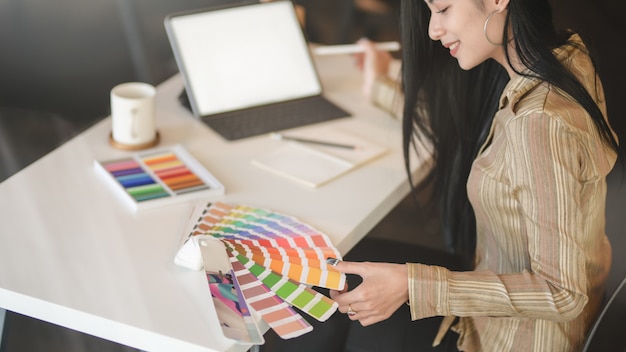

{"left": 428, "top": 16, "right": 444, "bottom": 41}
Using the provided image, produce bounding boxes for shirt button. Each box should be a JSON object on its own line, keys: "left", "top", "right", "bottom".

{"left": 436, "top": 304, "right": 442, "bottom": 313}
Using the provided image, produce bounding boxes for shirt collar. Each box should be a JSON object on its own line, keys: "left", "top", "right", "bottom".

{"left": 498, "top": 73, "right": 540, "bottom": 111}
{"left": 498, "top": 34, "right": 585, "bottom": 111}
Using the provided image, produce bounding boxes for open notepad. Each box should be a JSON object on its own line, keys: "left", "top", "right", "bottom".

{"left": 252, "top": 130, "right": 386, "bottom": 188}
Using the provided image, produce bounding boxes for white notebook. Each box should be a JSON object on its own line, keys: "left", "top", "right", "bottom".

{"left": 252, "top": 130, "right": 386, "bottom": 188}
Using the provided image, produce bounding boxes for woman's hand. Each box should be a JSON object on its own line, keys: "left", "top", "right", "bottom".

{"left": 329, "top": 260, "right": 409, "bottom": 326}
{"left": 353, "top": 38, "right": 393, "bottom": 100}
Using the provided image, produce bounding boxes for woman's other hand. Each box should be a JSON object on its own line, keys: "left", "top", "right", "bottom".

{"left": 353, "top": 38, "right": 393, "bottom": 100}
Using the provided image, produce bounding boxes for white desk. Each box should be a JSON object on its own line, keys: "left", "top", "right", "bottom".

{"left": 0, "top": 54, "right": 428, "bottom": 352}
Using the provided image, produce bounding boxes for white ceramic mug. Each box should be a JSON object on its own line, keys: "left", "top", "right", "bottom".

{"left": 110, "top": 82, "right": 157, "bottom": 147}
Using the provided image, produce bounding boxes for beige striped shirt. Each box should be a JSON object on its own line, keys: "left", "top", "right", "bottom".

{"left": 407, "top": 35, "right": 617, "bottom": 351}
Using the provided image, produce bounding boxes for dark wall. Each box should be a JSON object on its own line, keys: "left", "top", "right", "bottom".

{"left": 551, "top": 0, "right": 626, "bottom": 154}
{"left": 0, "top": 0, "right": 623, "bottom": 145}
{"left": 0, "top": 1, "right": 133, "bottom": 129}
{"left": 0, "top": 0, "right": 250, "bottom": 131}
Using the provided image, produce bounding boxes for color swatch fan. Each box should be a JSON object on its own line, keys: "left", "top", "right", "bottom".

{"left": 175, "top": 201, "right": 345, "bottom": 343}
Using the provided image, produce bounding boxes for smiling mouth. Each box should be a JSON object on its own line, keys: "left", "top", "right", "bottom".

{"left": 444, "top": 41, "right": 460, "bottom": 56}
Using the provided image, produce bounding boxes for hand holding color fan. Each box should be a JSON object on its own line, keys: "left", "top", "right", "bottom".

{"left": 175, "top": 201, "right": 346, "bottom": 343}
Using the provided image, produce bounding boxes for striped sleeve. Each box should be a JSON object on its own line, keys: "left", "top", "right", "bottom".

{"left": 408, "top": 111, "right": 592, "bottom": 321}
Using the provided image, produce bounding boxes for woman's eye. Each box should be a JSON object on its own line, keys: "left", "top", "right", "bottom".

{"left": 436, "top": 6, "right": 449, "bottom": 14}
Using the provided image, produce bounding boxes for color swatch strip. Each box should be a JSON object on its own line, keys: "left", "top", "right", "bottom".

{"left": 184, "top": 201, "right": 344, "bottom": 290}
{"left": 202, "top": 203, "right": 340, "bottom": 255}
{"left": 226, "top": 204, "right": 337, "bottom": 248}
{"left": 227, "top": 241, "right": 345, "bottom": 290}
{"left": 218, "top": 237, "right": 340, "bottom": 261}
{"left": 229, "top": 252, "right": 313, "bottom": 339}
{"left": 231, "top": 250, "right": 338, "bottom": 322}
{"left": 188, "top": 202, "right": 234, "bottom": 236}
{"left": 141, "top": 151, "right": 209, "bottom": 194}
{"left": 199, "top": 237, "right": 264, "bottom": 344}
{"left": 101, "top": 159, "right": 169, "bottom": 202}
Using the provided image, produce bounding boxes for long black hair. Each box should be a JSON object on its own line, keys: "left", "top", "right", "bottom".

{"left": 399, "top": 0, "right": 620, "bottom": 268}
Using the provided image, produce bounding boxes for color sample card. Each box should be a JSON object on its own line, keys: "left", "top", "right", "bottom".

{"left": 199, "top": 237, "right": 264, "bottom": 345}
{"left": 94, "top": 145, "right": 225, "bottom": 211}
{"left": 174, "top": 201, "right": 345, "bottom": 341}
{"left": 229, "top": 253, "right": 313, "bottom": 339}
{"left": 233, "top": 251, "right": 338, "bottom": 322}
{"left": 183, "top": 201, "right": 344, "bottom": 290}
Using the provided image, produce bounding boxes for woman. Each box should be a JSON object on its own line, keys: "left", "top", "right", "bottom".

{"left": 329, "top": 0, "right": 620, "bottom": 350}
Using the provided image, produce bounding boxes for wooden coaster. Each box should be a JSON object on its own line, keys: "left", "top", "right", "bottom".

{"left": 109, "top": 131, "right": 160, "bottom": 151}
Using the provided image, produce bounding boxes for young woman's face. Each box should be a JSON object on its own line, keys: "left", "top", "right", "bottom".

{"left": 424, "top": 0, "right": 505, "bottom": 70}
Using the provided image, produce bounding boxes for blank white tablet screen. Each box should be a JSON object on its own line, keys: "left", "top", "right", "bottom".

{"left": 167, "top": 1, "right": 321, "bottom": 116}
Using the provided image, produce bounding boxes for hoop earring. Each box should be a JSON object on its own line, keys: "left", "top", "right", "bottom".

{"left": 483, "top": 10, "right": 503, "bottom": 46}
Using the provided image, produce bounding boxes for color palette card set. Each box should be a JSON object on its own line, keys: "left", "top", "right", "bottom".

{"left": 175, "top": 201, "right": 346, "bottom": 344}
{"left": 94, "top": 145, "right": 225, "bottom": 211}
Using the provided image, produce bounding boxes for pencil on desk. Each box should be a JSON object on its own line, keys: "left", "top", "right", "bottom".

{"left": 269, "top": 132, "right": 357, "bottom": 150}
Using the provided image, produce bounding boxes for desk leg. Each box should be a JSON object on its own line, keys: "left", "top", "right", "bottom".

{"left": 0, "top": 308, "right": 5, "bottom": 346}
